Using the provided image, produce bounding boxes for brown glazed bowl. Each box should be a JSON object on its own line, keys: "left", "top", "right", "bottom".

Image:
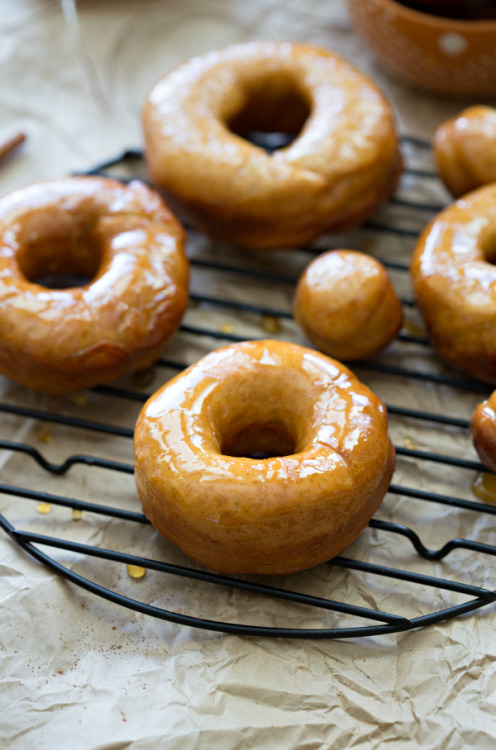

{"left": 346, "top": 0, "right": 496, "bottom": 96}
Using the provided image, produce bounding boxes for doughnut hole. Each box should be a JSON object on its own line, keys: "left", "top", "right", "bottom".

{"left": 226, "top": 72, "right": 312, "bottom": 147}
{"left": 206, "top": 370, "right": 317, "bottom": 459}
{"left": 15, "top": 206, "right": 103, "bottom": 288}
{"left": 434, "top": 106, "right": 496, "bottom": 198}
{"left": 293, "top": 249, "right": 403, "bottom": 361}
{"left": 471, "top": 392, "right": 496, "bottom": 473}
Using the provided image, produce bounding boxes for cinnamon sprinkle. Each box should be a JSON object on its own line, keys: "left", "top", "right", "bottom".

{"left": 0, "top": 132, "right": 26, "bottom": 167}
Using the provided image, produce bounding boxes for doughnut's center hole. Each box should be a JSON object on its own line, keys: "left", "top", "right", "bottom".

{"left": 227, "top": 75, "right": 311, "bottom": 152}
{"left": 481, "top": 229, "right": 496, "bottom": 265}
{"left": 222, "top": 420, "right": 297, "bottom": 459}
{"left": 31, "top": 271, "right": 94, "bottom": 289}
{"left": 17, "top": 212, "right": 102, "bottom": 289}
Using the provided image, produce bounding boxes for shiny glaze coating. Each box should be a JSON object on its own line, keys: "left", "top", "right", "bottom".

{"left": 143, "top": 41, "right": 402, "bottom": 250}
{"left": 0, "top": 177, "right": 188, "bottom": 394}
{"left": 134, "top": 340, "right": 395, "bottom": 575}
{"left": 471, "top": 391, "right": 496, "bottom": 472}
{"left": 293, "top": 250, "right": 403, "bottom": 360}
{"left": 411, "top": 184, "right": 496, "bottom": 384}
{"left": 435, "top": 106, "right": 496, "bottom": 198}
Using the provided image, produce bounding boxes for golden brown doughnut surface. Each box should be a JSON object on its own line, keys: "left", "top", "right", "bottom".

{"left": 143, "top": 41, "right": 402, "bottom": 250}
{"left": 411, "top": 184, "right": 496, "bottom": 384}
{"left": 470, "top": 391, "right": 496, "bottom": 473}
{"left": 435, "top": 106, "right": 496, "bottom": 198}
{"left": 293, "top": 250, "right": 403, "bottom": 360}
{"left": 134, "top": 340, "right": 395, "bottom": 576}
{"left": 0, "top": 177, "right": 188, "bottom": 394}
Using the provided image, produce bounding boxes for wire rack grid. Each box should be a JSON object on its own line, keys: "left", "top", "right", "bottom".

{"left": 1, "top": 134, "right": 495, "bottom": 639}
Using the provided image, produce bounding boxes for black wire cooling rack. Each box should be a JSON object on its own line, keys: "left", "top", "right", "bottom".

{"left": 1, "top": 135, "right": 496, "bottom": 639}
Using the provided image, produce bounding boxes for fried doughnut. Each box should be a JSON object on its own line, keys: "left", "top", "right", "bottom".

{"left": 143, "top": 41, "right": 402, "bottom": 250}
{"left": 293, "top": 250, "right": 403, "bottom": 360}
{"left": 435, "top": 106, "right": 496, "bottom": 198}
{"left": 411, "top": 183, "right": 496, "bottom": 384}
{"left": 0, "top": 176, "right": 188, "bottom": 395}
{"left": 134, "top": 340, "right": 395, "bottom": 576}
{"left": 470, "top": 391, "right": 496, "bottom": 472}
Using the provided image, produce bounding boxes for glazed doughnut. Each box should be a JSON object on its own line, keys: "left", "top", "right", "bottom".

{"left": 293, "top": 250, "right": 403, "bottom": 360}
{"left": 0, "top": 177, "right": 188, "bottom": 395}
{"left": 470, "top": 391, "right": 496, "bottom": 472}
{"left": 434, "top": 106, "right": 496, "bottom": 198}
{"left": 411, "top": 183, "right": 496, "bottom": 384}
{"left": 143, "top": 41, "right": 402, "bottom": 250}
{"left": 134, "top": 340, "right": 395, "bottom": 576}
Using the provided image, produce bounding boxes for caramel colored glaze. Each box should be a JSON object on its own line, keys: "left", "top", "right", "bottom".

{"left": 143, "top": 41, "right": 402, "bottom": 250}
{"left": 134, "top": 340, "right": 395, "bottom": 576}
{"left": 435, "top": 106, "right": 496, "bottom": 198}
{"left": 293, "top": 250, "right": 403, "bottom": 360}
{"left": 411, "top": 184, "right": 496, "bottom": 385}
{"left": 0, "top": 177, "right": 188, "bottom": 394}
{"left": 471, "top": 391, "right": 496, "bottom": 472}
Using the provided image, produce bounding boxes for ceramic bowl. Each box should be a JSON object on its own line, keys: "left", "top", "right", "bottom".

{"left": 346, "top": 0, "right": 496, "bottom": 96}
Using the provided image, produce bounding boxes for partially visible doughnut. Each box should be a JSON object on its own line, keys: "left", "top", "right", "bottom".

{"left": 134, "top": 339, "right": 395, "bottom": 576}
{"left": 471, "top": 392, "right": 496, "bottom": 472}
{"left": 0, "top": 176, "right": 188, "bottom": 395}
{"left": 293, "top": 250, "right": 403, "bottom": 360}
{"left": 410, "top": 183, "right": 496, "bottom": 384}
{"left": 434, "top": 106, "right": 496, "bottom": 198}
{"left": 143, "top": 41, "right": 402, "bottom": 249}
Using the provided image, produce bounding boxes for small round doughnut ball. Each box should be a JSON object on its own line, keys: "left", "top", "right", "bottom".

{"left": 143, "top": 41, "right": 402, "bottom": 250}
{"left": 0, "top": 176, "right": 189, "bottom": 395}
{"left": 293, "top": 250, "right": 403, "bottom": 361}
{"left": 134, "top": 340, "right": 395, "bottom": 576}
{"left": 470, "top": 391, "right": 496, "bottom": 472}
{"left": 435, "top": 106, "right": 496, "bottom": 198}
{"left": 411, "top": 183, "right": 496, "bottom": 384}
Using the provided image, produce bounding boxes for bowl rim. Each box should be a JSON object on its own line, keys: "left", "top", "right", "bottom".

{"left": 348, "top": 0, "right": 496, "bottom": 31}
